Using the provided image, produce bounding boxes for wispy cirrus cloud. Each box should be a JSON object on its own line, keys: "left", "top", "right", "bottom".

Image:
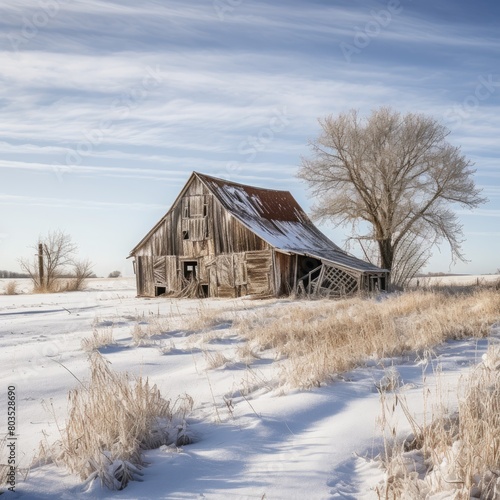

{"left": 1, "top": 0, "right": 499, "bottom": 275}
{"left": 0, "top": 193, "right": 166, "bottom": 211}
{"left": 456, "top": 209, "right": 500, "bottom": 218}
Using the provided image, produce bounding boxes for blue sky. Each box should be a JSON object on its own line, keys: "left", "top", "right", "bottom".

{"left": 1, "top": 0, "right": 499, "bottom": 277}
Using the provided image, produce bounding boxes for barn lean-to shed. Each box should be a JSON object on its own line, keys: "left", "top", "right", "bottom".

{"left": 128, "top": 172, "right": 389, "bottom": 298}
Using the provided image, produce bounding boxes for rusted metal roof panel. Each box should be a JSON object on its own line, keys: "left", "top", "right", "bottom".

{"left": 196, "top": 173, "right": 388, "bottom": 274}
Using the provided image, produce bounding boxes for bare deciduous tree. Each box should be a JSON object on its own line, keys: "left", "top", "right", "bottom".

{"left": 19, "top": 230, "right": 93, "bottom": 292}
{"left": 298, "top": 107, "right": 486, "bottom": 285}
{"left": 67, "top": 258, "right": 95, "bottom": 291}
{"left": 354, "top": 227, "right": 435, "bottom": 287}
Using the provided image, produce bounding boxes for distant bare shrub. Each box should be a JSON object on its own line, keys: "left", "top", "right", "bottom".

{"left": 65, "top": 259, "right": 94, "bottom": 291}
{"left": 3, "top": 281, "right": 18, "bottom": 295}
{"left": 19, "top": 230, "right": 93, "bottom": 293}
{"left": 33, "top": 281, "right": 61, "bottom": 293}
{"left": 36, "top": 353, "right": 193, "bottom": 490}
{"left": 108, "top": 270, "right": 121, "bottom": 278}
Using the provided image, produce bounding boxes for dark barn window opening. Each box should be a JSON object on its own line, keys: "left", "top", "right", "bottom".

{"left": 297, "top": 256, "right": 321, "bottom": 289}
{"left": 369, "top": 275, "right": 387, "bottom": 292}
{"left": 183, "top": 261, "right": 198, "bottom": 280}
{"left": 183, "top": 198, "right": 190, "bottom": 218}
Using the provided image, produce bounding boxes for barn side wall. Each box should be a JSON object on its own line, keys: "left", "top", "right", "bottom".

{"left": 133, "top": 176, "right": 274, "bottom": 298}
{"left": 273, "top": 251, "right": 297, "bottom": 296}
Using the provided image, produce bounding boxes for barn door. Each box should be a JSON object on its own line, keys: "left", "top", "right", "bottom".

{"left": 245, "top": 251, "right": 272, "bottom": 295}
{"left": 153, "top": 257, "right": 166, "bottom": 284}
{"left": 209, "top": 265, "right": 217, "bottom": 298}
{"left": 137, "top": 256, "right": 154, "bottom": 297}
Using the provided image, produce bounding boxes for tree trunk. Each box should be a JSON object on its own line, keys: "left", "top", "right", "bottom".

{"left": 38, "top": 243, "right": 44, "bottom": 288}
{"left": 378, "top": 238, "right": 394, "bottom": 271}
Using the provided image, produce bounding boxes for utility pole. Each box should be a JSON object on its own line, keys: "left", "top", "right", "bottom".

{"left": 38, "top": 243, "right": 44, "bottom": 287}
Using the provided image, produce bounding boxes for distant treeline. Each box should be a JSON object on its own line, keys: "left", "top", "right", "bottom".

{"left": 0, "top": 270, "right": 99, "bottom": 279}
{"left": 0, "top": 270, "right": 30, "bottom": 279}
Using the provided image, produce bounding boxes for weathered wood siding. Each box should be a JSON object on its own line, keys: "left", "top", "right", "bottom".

{"left": 273, "top": 251, "right": 296, "bottom": 296}
{"left": 134, "top": 177, "right": 269, "bottom": 259}
{"left": 151, "top": 256, "right": 179, "bottom": 292}
{"left": 246, "top": 250, "right": 272, "bottom": 295}
{"left": 136, "top": 256, "right": 154, "bottom": 297}
{"left": 133, "top": 176, "right": 274, "bottom": 297}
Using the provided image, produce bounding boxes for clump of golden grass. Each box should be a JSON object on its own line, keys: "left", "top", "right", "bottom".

{"left": 32, "top": 273, "right": 92, "bottom": 293}
{"left": 130, "top": 314, "right": 173, "bottom": 346}
{"left": 63, "top": 278, "right": 86, "bottom": 292}
{"left": 157, "top": 340, "right": 177, "bottom": 355}
{"left": 0, "top": 436, "right": 29, "bottom": 492}
{"left": 0, "top": 436, "right": 10, "bottom": 491}
{"left": 147, "top": 315, "right": 171, "bottom": 336}
{"left": 238, "top": 289, "right": 500, "bottom": 388}
{"left": 36, "top": 353, "right": 193, "bottom": 490}
{"left": 33, "top": 280, "right": 65, "bottom": 293}
{"left": 375, "top": 366, "right": 403, "bottom": 393}
{"left": 3, "top": 281, "right": 18, "bottom": 295}
{"left": 235, "top": 343, "right": 261, "bottom": 365}
{"left": 131, "top": 323, "right": 150, "bottom": 346}
{"left": 203, "top": 350, "right": 230, "bottom": 370}
{"left": 377, "top": 343, "right": 500, "bottom": 499}
{"left": 81, "top": 326, "right": 115, "bottom": 352}
{"left": 177, "top": 302, "right": 234, "bottom": 332}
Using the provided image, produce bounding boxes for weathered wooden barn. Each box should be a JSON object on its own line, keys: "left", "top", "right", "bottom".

{"left": 129, "top": 172, "right": 389, "bottom": 298}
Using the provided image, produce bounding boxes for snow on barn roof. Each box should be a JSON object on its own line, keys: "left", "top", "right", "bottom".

{"left": 195, "top": 173, "right": 387, "bottom": 274}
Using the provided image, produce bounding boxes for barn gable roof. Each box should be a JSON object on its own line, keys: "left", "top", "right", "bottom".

{"left": 195, "top": 173, "right": 386, "bottom": 274}
{"left": 129, "top": 172, "right": 387, "bottom": 274}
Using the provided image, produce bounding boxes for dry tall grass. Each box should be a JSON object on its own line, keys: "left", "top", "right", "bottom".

{"left": 130, "top": 314, "right": 173, "bottom": 346}
{"left": 81, "top": 326, "right": 115, "bottom": 352}
{"left": 238, "top": 289, "right": 500, "bottom": 388}
{"left": 130, "top": 323, "right": 150, "bottom": 346}
{"left": 0, "top": 436, "right": 9, "bottom": 491}
{"left": 203, "top": 350, "right": 230, "bottom": 369}
{"left": 3, "top": 281, "right": 18, "bottom": 295}
{"left": 32, "top": 274, "right": 91, "bottom": 293}
{"left": 181, "top": 303, "right": 232, "bottom": 332}
{"left": 37, "top": 353, "right": 193, "bottom": 490}
{"left": 377, "top": 344, "right": 500, "bottom": 499}
{"left": 63, "top": 278, "right": 87, "bottom": 292}
{"left": 32, "top": 280, "right": 67, "bottom": 293}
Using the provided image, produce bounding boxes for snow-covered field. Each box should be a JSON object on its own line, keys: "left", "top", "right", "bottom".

{"left": 1, "top": 277, "right": 499, "bottom": 499}
{"left": 411, "top": 274, "right": 500, "bottom": 288}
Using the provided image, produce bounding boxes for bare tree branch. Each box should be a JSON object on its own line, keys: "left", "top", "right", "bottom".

{"left": 298, "top": 107, "right": 487, "bottom": 281}
{"left": 18, "top": 230, "right": 93, "bottom": 292}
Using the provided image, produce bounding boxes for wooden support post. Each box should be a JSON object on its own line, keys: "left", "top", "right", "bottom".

{"left": 315, "top": 264, "right": 326, "bottom": 297}
{"left": 38, "top": 243, "right": 44, "bottom": 287}
{"left": 271, "top": 250, "right": 277, "bottom": 296}
{"left": 293, "top": 254, "right": 298, "bottom": 293}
